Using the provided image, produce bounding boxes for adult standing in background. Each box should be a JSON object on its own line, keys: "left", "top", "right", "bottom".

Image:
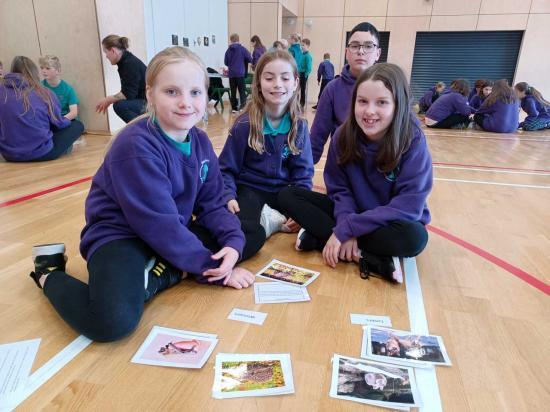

{"left": 250, "top": 35, "right": 266, "bottom": 70}
{"left": 96, "top": 35, "right": 147, "bottom": 123}
{"left": 224, "top": 33, "right": 252, "bottom": 113}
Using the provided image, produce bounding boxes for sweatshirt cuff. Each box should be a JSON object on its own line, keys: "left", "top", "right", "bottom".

{"left": 333, "top": 219, "right": 353, "bottom": 243}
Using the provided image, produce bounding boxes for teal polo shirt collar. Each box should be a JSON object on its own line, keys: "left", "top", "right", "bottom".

{"left": 263, "top": 112, "right": 291, "bottom": 136}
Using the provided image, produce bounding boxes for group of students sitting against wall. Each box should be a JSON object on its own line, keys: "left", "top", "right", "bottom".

{"left": 418, "top": 77, "right": 550, "bottom": 133}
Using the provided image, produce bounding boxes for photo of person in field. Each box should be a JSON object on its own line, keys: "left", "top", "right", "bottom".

{"left": 221, "top": 360, "right": 285, "bottom": 392}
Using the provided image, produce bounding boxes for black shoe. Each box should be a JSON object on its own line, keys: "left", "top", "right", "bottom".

{"left": 30, "top": 243, "right": 66, "bottom": 289}
{"left": 312, "top": 105, "right": 318, "bottom": 110}
{"left": 359, "top": 252, "right": 396, "bottom": 283}
{"left": 144, "top": 257, "right": 184, "bottom": 302}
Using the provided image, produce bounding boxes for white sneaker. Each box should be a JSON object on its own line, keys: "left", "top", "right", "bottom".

{"left": 260, "top": 204, "right": 287, "bottom": 238}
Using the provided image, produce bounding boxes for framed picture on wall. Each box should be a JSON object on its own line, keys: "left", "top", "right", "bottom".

{"left": 183, "top": 37, "right": 189, "bottom": 47}
{"left": 204, "top": 36, "right": 209, "bottom": 47}
{"left": 212, "top": 35, "right": 216, "bottom": 45}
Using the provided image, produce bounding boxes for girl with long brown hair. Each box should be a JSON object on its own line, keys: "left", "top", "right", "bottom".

{"left": 279, "top": 63, "right": 433, "bottom": 283}
{"left": 0, "top": 56, "right": 83, "bottom": 161}
{"left": 514, "top": 82, "right": 550, "bottom": 131}
{"left": 219, "top": 50, "right": 314, "bottom": 256}
{"left": 473, "top": 79, "right": 519, "bottom": 133}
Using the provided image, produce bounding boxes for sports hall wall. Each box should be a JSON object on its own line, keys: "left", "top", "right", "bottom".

{"left": 229, "top": 0, "right": 550, "bottom": 103}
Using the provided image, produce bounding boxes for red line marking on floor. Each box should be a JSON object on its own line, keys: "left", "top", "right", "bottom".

{"left": 0, "top": 176, "right": 92, "bottom": 208}
{"left": 433, "top": 162, "right": 550, "bottom": 173}
{"left": 427, "top": 225, "right": 550, "bottom": 296}
{"left": 313, "top": 184, "right": 549, "bottom": 295}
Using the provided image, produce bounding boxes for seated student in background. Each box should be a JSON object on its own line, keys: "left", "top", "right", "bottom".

{"left": 39, "top": 55, "right": 80, "bottom": 121}
{"left": 425, "top": 79, "right": 472, "bottom": 129}
{"left": 514, "top": 82, "right": 550, "bottom": 131}
{"left": 219, "top": 50, "right": 314, "bottom": 252}
{"left": 310, "top": 22, "right": 381, "bottom": 164}
{"left": 312, "top": 53, "right": 335, "bottom": 110}
{"left": 279, "top": 63, "right": 433, "bottom": 283}
{"left": 418, "top": 81, "right": 445, "bottom": 113}
{"left": 472, "top": 79, "right": 518, "bottom": 133}
{"left": 0, "top": 56, "right": 84, "bottom": 162}
{"left": 96, "top": 35, "right": 147, "bottom": 123}
{"left": 29, "top": 47, "right": 255, "bottom": 343}
{"left": 468, "top": 79, "right": 485, "bottom": 102}
{"left": 469, "top": 80, "right": 493, "bottom": 111}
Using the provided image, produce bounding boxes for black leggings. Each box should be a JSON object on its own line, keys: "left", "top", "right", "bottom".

{"left": 427, "top": 113, "right": 470, "bottom": 129}
{"left": 28, "top": 120, "right": 84, "bottom": 162}
{"left": 278, "top": 186, "right": 428, "bottom": 257}
{"left": 229, "top": 77, "right": 246, "bottom": 110}
{"left": 42, "top": 222, "right": 256, "bottom": 342}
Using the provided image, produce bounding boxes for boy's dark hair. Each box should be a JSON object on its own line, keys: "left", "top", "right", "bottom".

{"left": 323, "top": 53, "right": 330, "bottom": 59}
{"left": 302, "top": 38, "right": 310, "bottom": 46}
{"left": 450, "top": 79, "right": 470, "bottom": 97}
{"left": 338, "top": 63, "right": 414, "bottom": 172}
{"left": 272, "top": 40, "right": 283, "bottom": 48}
{"left": 349, "top": 22, "right": 380, "bottom": 45}
{"left": 483, "top": 79, "right": 516, "bottom": 107}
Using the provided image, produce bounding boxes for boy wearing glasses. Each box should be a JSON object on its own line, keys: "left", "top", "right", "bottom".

{"left": 310, "top": 22, "right": 381, "bottom": 164}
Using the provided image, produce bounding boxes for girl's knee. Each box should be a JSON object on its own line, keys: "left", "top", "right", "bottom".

{"left": 89, "top": 302, "right": 142, "bottom": 342}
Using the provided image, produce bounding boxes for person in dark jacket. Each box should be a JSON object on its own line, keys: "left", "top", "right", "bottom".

{"left": 224, "top": 33, "right": 252, "bottom": 113}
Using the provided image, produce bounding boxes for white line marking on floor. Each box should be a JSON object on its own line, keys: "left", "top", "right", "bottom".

{"left": 434, "top": 165, "right": 550, "bottom": 176}
{"left": 404, "top": 257, "right": 443, "bottom": 412}
{"left": 434, "top": 177, "right": 550, "bottom": 189}
{"left": 8, "top": 335, "right": 92, "bottom": 410}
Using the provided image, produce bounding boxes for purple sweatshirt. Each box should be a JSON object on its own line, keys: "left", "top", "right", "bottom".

{"left": 219, "top": 114, "right": 314, "bottom": 203}
{"left": 520, "top": 95, "right": 550, "bottom": 123}
{"left": 0, "top": 73, "right": 70, "bottom": 161}
{"left": 475, "top": 99, "right": 520, "bottom": 133}
{"left": 310, "top": 65, "right": 356, "bottom": 164}
{"left": 80, "top": 118, "right": 245, "bottom": 278}
{"left": 224, "top": 43, "right": 252, "bottom": 78}
{"left": 317, "top": 60, "right": 335, "bottom": 82}
{"left": 469, "top": 94, "right": 486, "bottom": 111}
{"left": 425, "top": 90, "right": 472, "bottom": 122}
{"left": 324, "top": 124, "right": 433, "bottom": 243}
{"left": 418, "top": 87, "right": 437, "bottom": 111}
{"left": 252, "top": 46, "right": 266, "bottom": 67}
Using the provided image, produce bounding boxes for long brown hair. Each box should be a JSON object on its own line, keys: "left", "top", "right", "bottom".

{"left": 102, "top": 34, "right": 129, "bottom": 50}
{"left": 338, "top": 63, "right": 414, "bottom": 172}
{"left": 482, "top": 79, "right": 516, "bottom": 107}
{"left": 514, "top": 82, "right": 550, "bottom": 106}
{"left": 240, "top": 50, "right": 302, "bottom": 155}
{"left": 3, "top": 56, "right": 59, "bottom": 120}
{"left": 450, "top": 79, "right": 470, "bottom": 97}
{"left": 477, "top": 80, "right": 493, "bottom": 97}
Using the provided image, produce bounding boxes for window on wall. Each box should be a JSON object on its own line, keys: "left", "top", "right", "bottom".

{"left": 410, "top": 31, "right": 523, "bottom": 101}
{"left": 344, "top": 31, "right": 390, "bottom": 66}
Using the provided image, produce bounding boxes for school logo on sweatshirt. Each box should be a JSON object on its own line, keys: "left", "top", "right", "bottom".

{"left": 384, "top": 166, "right": 400, "bottom": 182}
{"left": 199, "top": 159, "right": 209, "bottom": 183}
{"left": 281, "top": 144, "right": 291, "bottom": 160}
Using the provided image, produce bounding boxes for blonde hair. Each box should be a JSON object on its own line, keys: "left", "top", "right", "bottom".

{"left": 106, "top": 46, "right": 208, "bottom": 152}
{"left": 39, "top": 55, "right": 61, "bottom": 71}
{"left": 241, "top": 50, "right": 302, "bottom": 155}
{"left": 102, "top": 35, "right": 129, "bottom": 50}
{"left": 2, "top": 56, "right": 59, "bottom": 120}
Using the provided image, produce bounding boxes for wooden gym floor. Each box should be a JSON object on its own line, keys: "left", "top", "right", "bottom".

{"left": 1, "top": 107, "right": 549, "bottom": 411}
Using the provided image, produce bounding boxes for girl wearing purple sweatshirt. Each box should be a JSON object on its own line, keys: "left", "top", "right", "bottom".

{"left": 514, "top": 82, "right": 550, "bottom": 131}
{"left": 279, "top": 63, "right": 433, "bottom": 283}
{"left": 425, "top": 79, "right": 472, "bottom": 129}
{"left": 219, "top": 50, "right": 314, "bottom": 255}
{"left": 473, "top": 80, "right": 519, "bottom": 133}
{"left": 469, "top": 80, "right": 493, "bottom": 112}
{"left": 29, "top": 47, "right": 254, "bottom": 342}
{"left": 0, "top": 56, "right": 83, "bottom": 162}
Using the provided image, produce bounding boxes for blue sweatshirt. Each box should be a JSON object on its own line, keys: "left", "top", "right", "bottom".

{"left": 469, "top": 94, "right": 487, "bottom": 111}
{"left": 324, "top": 124, "right": 433, "bottom": 243}
{"left": 476, "top": 99, "right": 519, "bottom": 133}
{"left": 0, "top": 73, "right": 70, "bottom": 161}
{"left": 310, "top": 65, "right": 356, "bottom": 164}
{"left": 224, "top": 43, "right": 252, "bottom": 78}
{"left": 426, "top": 90, "right": 472, "bottom": 122}
{"left": 80, "top": 118, "right": 245, "bottom": 278}
{"left": 520, "top": 95, "right": 550, "bottom": 124}
{"left": 219, "top": 113, "right": 314, "bottom": 203}
{"left": 288, "top": 43, "right": 303, "bottom": 68}
{"left": 419, "top": 87, "right": 437, "bottom": 111}
{"left": 317, "top": 60, "right": 335, "bottom": 82}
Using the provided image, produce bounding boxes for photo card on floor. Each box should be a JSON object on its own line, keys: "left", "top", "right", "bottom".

{"left": 256, "top": 259, "right": 320, "bottom": 287}
{"left": 361, "top": 326, "right": 452, "bottom": 368}
{"left": 131, "top": 326, "right": 218, "bottom": 369}
{"left": 212, "top": 353, "right": 294, "bottom": 399}
{"left": 329, "top": 354, "right": 421, "bottom": 410}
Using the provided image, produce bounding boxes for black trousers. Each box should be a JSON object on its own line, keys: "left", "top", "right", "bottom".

{"left": 42, "top": 221, "right": 258, "bottom": 342}
{"left": 318, "top": 78, "right": 331, "bottom": 100}
{"left": 113, "top": 99, "right": 146, "bottom": 123}
{"left": 28, "top": 120, "right": 84, "bottom": 162}
{"left": 299, "top": 73, "right": 308, "bottom": 108}
{"left": 427, "top": 113, "right": 470, "bottom": 129}
{"left": 229, "top": 77, "right": 246, "bottom": 110}
{"left": 278, "top": 186, "right": 428, "bottom": 257}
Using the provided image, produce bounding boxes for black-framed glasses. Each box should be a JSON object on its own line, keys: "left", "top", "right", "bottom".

{"left": 347, "top": 41, "right": 378, "bottom": 53}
